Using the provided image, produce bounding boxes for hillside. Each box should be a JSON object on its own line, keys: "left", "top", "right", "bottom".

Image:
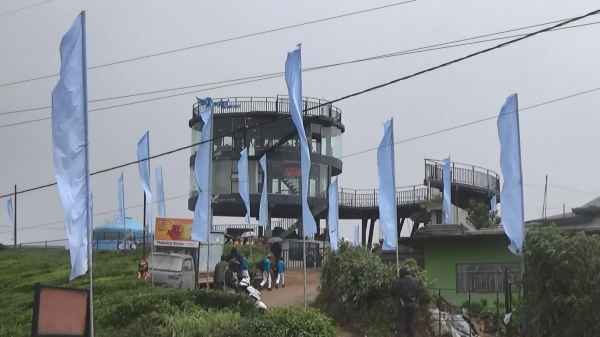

{"left": 0, "top": 247, "right": 336, "bottom": 337}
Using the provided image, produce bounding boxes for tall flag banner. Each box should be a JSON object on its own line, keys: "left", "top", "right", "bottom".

{"left": 377, "top": 118, "right": 398, "bottom": 250}
{"left": 285, "top": 45, "right": 317, "bottom": 238}
{"left": 238, "top": 148, "right": 251, "bottom": 224}
{"left": 5, "top": 197, "right": 13, "bottom": 226}
{"left": 137, "top": 131, "right": 152, "bottom": 201}
{"left": 155, "top": 167, "right": 166, "bottom": 218}
{"left": 442, "top": 158, "right": 454, "bottom": 224}
{"left": 117, "top": 173, "right": 126, "bottom": 230}
{"left": 328, "top": 178, "right": 339, "bottom": 252}
{"left": 192, "top": 98, "right": 214, "bottom": 243}
{"left": 497, "top": 94, "right": 525, "bottom": 255}
{"left": 490, "top": 194, "right": 497, "bottom": 215}
{"left": 353, "top": 224, "right": 360, "bottom": 247}
{"left": 259, "top": 154, "right": 269, "bottom": 227}
{"left": 51, "top": 13, "right": 90, "bottom": 281}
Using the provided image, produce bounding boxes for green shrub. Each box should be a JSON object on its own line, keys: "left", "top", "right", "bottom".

{"left": 241, "top": 307, "right": 336, "bottom": 337}
{"left": 523, "top": 225, "right": 600, "bottom": 337}
{"left": 316, "top": 245, "right": 430, "bottom": 337}
{"left": 161, "top": 309, "right": 242, "bottom": 337}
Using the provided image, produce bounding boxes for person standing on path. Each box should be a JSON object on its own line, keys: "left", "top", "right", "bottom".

{"left": 394, "top": 267, "right": 418, "bottom": 337}
{"left": 275, "top": 258, "right": 285, "bottom": 288}
{"left": 259, "top": 254, "right": 272, "bottom": 290}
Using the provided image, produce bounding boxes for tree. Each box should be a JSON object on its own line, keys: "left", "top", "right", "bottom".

{"left": 465, "top": 199, "right": 499, "bottom": 229}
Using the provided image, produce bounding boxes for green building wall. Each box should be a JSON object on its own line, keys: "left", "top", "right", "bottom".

{"left": 422, "top": 236, "right": 521, "bottom": 306}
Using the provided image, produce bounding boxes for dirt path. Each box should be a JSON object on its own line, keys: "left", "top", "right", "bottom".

{"left": 259, "top": 270, "right": 360, "bottom": 337}
{"left": 259, "top": 270, "right": 320, "bottom": 307}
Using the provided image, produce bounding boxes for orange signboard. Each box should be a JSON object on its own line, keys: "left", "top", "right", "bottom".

{"left": 154, "top": 218, "right": 197, "bottom": 248}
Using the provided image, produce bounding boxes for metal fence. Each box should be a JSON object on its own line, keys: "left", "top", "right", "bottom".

{"left": 193, "top": 96, "right": 343, "bottom": 123}
{"left": 429, "top": 273, "right": 520, "bottom": 336}
{"left": 339, "top": 185, "right": 431, "bottom": 208}
{"left": 281, "top": 242, "right": 329, "bottom": 270}
{"left": 425, "top": 158, "right": 500, "bottom": 194}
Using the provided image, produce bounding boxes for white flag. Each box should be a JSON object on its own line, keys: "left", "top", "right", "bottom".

{"left": 497, "top": 94, "right": 525, "bottom": 255}
{"left": 328, "top": 178, "right": 339, "bottom": 252}
{"left": 238, "top": 148, "right": 251, "bottom": 224}
{"left": 377, "top": 118, "right": 398, "bottom": 250}
{"left": 442, "top": 158, "right": 453, "bottom": 224}
{"left": 192, "top": 98, "right": 214, "bottom": 243}
{"left": 285, "top": 45, "right": 317, "bottom": 238}
{"left": 117, "top": 173, "right": 126, "bottom": 229}
{"left": 259, "top": 154, "right": 269, "bottom": 227}
{"left": 155, "top": 166, "right": 166, "bottom": 218}
{"left": 5, "top": 197, "right": 13, "bottom": 226}
{"left": 51, "top": 13, "right": 90, "bottom": 280}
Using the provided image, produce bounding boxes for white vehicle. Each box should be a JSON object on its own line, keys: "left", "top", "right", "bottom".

{"left": 149, "top": 253, "right": 196, "bottom": 289}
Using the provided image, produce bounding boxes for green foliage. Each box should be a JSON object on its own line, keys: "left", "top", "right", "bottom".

{"left": 242, "top": 307, "right": 336, "bottom": 337}
{"left": 0, "top": 248, "right": 333, "bottom": 337}
{"left": 465, "top": 199, "right": 499, "bottom": 229}
{"left": 523, "top": 225, "right": 600, "bottom": 337}
{"left": 316, "top": 245, "right": 430, "bottom": 337}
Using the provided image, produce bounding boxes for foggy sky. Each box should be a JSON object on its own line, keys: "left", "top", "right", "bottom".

{"left": 1, "top": 0, "right": 600, "bottom": 244}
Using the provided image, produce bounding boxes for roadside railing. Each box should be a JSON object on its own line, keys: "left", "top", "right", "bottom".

{"left": 193, "top": 96, "right": 342, "bottom": 123}
{"left": 339, "top": 185, "right": 431, "bottom": 208}
{"left": 425, "top": 159, "right": 500, "bottom": 194}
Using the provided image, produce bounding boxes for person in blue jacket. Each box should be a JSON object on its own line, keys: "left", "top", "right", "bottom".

{"left": 259, "top": 254, "right": 272, "bottom": 290}
{"left": 275, "top": 258, "right": 285, "bottom": 288}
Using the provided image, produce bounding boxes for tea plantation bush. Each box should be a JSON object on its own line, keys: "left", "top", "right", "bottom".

{"left": 524, "top": 225, "right": 600, "bottom": 337}
{"left": 316, "top": 244, "right": 430, "bottom": 337}
{"left": 0, "top": 249, "right": 335, "bottom": 337}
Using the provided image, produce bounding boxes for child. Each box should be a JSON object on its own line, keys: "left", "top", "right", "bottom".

{"left": 275, "top": 258, "right": 285, "bottom": 288}
{"left": 240, "top": 255, "right": 250, "bottom": 280}
{"left": 259, "top": 255, "right": 272, "bottom": 290}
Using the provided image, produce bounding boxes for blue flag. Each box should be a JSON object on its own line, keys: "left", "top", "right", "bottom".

{"left": 238, "top": 148, "right": 251, "bottom": 224}
{"left": 117, "top": 173, "right": 126, "bottom": 230}
{"left": 259, "top": 154, "right": 269, "bottom": 227}
{"left": 192, "top": 98, "right": 214, "bottom": 243}
{"left": 328, "top": 178, "right": 339, "bottom": 252}
{"left": 377, "top": 119, "right": 398, "bottom": 250}
{"left": 285, "top": 45, "right": 317, "bottom": 238}
{"left": 353, "top": 224, "right": 360, "bottom": 247}
{"left": 5, "top": 197, "right": 13, "bottom": 226}
{"left": 51, "top": 13, "right": 90, "bottom": 281}
{"left": 442, "top": 158, "right": 454, "bottom": 224}
{"left": 137, "top": 131, "right": 152, "bottom": 201}
{"left": 490, "top": 194, "right": 497, "bottom": 215}
{"left": 155, "top": 166, "right": 166, "bottom": 218}
{"left": 497, "top": 94, "right": 525, "bottom": 255}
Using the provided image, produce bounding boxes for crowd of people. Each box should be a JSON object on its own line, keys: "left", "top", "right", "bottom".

{"left": 213, "top": 241, "right": 286, "bottom": 291}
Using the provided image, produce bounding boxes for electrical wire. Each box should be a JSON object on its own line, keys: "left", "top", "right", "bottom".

{"left": 3, "top": 17, "right": 600, "bottom": 119}
{"left": 0, "top": 0, "right": 54, "bottom": 18}
{"left": 0, "top": 9, "right": 598, "bottom": 199}
{"left": 0, "top": 0, "right": 416, "bottom": 88}
{"left": 0, "top": 193, "right": 189, "bottom": 234}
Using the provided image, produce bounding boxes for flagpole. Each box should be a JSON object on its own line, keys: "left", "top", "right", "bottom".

{"left": 148, "top": 135, "right": 155, "bottom": 288}
{"left": 80, "top": 10, "right": 94, "bottom": 337}
{"left": 206, "top": 102, "right": 214, "bottom": 289}
{"left": 13, "top": 185, "right": 17, "bottom": 248}
{"left": 514, "top": 94, "right": 528, "bottom": 334}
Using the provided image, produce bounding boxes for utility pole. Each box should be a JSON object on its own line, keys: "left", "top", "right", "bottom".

{"left": 13, "top": 184, "right": 17, "bottom": 247}
{"left": 541, "top": 174, "right": 548, "bottom": 222}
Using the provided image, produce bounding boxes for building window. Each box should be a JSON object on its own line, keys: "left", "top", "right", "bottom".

{"left": 456, "top": 263, "right": 521, "bottom": 293}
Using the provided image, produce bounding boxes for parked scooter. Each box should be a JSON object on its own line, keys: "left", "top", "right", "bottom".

{"left": 239, "top": 277, "right": 268, "bottom": 310}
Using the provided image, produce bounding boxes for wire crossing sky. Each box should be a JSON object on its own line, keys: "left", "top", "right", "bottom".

{"left": 0, "top": 7, "right": 598, "bottom": 199}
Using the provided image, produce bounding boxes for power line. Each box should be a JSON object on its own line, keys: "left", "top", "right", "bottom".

{"left": 0, "top": 0, "right": 54, "bottom": 18}
{"left": 3, "top": 17, "right": 600, "bottom": 119}
{"left": 0, "top": 9, "right": 598, "bottom": 199}
{"left": 0, "top": 193, "right": 189, "bottom": 234}
{"left": 341, "top": 85, "right": 600, "bottom": 159}
{"left": 0, "top": 0, "right": 416, "bottom": 88}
